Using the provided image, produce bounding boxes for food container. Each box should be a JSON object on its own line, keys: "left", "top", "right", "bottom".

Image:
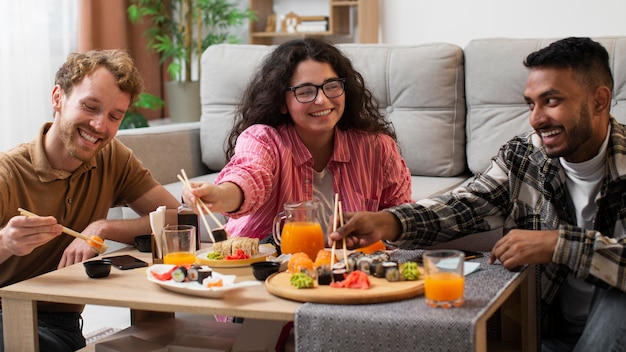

{"left": 134, "top": 234, "right": 152, "bottom": 252}
{"left": 83, "top": 259, "right": 112, "bottom": 278}
{"left": 251, "top": 261, "right": 281, "bottom": 281}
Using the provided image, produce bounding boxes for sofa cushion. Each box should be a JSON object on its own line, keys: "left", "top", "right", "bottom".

{"left": 200, "top": 43, "right": 468, "bottom": 195}
{"left": 465, "top": 37, "right": 626, "bottom": 174}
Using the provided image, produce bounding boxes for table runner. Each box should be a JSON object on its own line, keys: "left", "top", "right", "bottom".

{"left": 294, "top": 251, "right": 520, "bottom": 352}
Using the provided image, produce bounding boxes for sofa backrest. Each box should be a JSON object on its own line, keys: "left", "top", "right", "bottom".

{"left": 465, "top": 37, "right": 626, "bottom": 174}
{"left": 200, "top": 42, "right": 467, "bottom": 177}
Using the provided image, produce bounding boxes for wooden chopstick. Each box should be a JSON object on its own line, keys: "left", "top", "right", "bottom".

{"left": 17, "top": 208, "right": 108, "bottom": 253}
{"left": 18, "top": 208, "right": 91, "bottom": 241}
{"left": 330, "top": 193, "right": 339, "bottom": 272}
{"left": 177, "top": 172, "right": 216, "bottom": 244}
{"left": 338, "top": 200, "right": 348, "bottom": 263}
{"left": 179, "top": 169, "right": 225, "bottom": 229}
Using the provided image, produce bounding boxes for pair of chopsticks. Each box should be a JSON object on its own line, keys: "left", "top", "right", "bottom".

{"left": 177, "top": 169, "right": 224, "bottom": 244}
{"left": 17, "top": 208, "right": 109, "bottom": 253}
{"left": 330, "top": 193, "right": 348, "bottom": 271}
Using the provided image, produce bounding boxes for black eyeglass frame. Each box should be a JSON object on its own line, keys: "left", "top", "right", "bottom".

{"left": 286, "top": 78, "right": 346, "bottom": 103}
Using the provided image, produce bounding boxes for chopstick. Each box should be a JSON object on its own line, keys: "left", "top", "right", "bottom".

{"left": 338, "top": 200, "right": 348, "bottom": 262}
{"left": 330, "top": 194, "right": 339, "bottom": 271}
{"left": 177, "top": 169, "right": 218, "bottom": 244}
{"left": 179, "top": 169, "right": 225, "bottom": 229}
{"left": 330, "top": 193, "right": 350, "bottom": 272}
{"left": 17, "top": 208, "right": 108, "bottom": 253}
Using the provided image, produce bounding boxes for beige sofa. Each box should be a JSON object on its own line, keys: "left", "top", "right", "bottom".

{"left": 113, "top": 37, "right": 626, "bottom": 247}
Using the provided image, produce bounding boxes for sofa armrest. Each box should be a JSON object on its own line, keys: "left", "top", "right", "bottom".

{"left": 115, "top": 122, "right": 210, "bottom": 185}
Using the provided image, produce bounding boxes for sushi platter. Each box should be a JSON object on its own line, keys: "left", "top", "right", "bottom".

{"left": 196, "top": 243, "right": 277, "bottom": 267}
{"left": 265, "top": 272, "right": 424, "bottom": 304}
{"left": 146, "top": 264, "right": 261, "bottom": 298}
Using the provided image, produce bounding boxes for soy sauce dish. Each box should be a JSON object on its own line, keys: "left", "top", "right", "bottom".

{"left": 84, "top": 259, "right": 112, "bottom": 278}
{"left": 251, "top": 261, "right": 281, "bottom": 281}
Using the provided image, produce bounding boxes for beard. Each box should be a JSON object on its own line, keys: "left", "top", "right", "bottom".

{"left": 58, "top": 120, "right": 102, "bottom": 163}
{"left": 544, "top": 103, "right": 592, "bottom": 160}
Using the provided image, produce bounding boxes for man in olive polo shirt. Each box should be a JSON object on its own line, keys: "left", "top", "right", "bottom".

{"left": 0, "top": 50, "right": 180, "bottom": 351}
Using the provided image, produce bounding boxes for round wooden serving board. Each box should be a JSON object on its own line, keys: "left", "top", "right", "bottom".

{"left": 265, "top": 272, "right": 424, "bottom": 304}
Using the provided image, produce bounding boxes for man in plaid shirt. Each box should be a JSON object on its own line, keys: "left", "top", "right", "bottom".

{"left": 331, "top": 37, "right": 626, "bottom": 351}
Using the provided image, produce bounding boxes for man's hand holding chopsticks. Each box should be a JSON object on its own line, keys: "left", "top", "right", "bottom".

{"left": 0, "top": 214, "right": 63, "bottom": 263}
{"left": 328, "top": 211, "right": 402, "bottom": 249}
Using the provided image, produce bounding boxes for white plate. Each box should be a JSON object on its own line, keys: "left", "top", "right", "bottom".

{"left": 146, "top": 264, "right": 261, "bottom": 298}
{"left": 196, "top": 243, "right": 276, "bottom": 267}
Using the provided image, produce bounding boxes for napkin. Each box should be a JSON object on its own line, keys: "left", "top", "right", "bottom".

{"left": 463, "top": 262, "right": 481, "bottom": 276}
{"left": 436, "top": 259, "right": 481, "bottom": 276}
{"left": 150, "top": 206, "right": 166, "bottom": 258}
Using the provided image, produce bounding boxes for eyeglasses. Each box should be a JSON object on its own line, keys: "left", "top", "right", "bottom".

{"left": 287, "top": 78, "right": 346, "bottom": 103}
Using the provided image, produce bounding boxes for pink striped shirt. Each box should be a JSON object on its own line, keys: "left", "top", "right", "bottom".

{"left": 215, "top": 124, "right": 413, "bottom": 239}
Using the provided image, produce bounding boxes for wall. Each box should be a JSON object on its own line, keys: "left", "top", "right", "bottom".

{"left": 380, "top": 0, "right": 626, "bottom": 47}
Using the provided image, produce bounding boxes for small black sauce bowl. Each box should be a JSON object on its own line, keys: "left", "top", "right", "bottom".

{"left": 251, "top": 261, "right": 281, "bottom": 281}
{"left": 134, "top": 234, "right": 152, "bottom": 253}
{"left": 84, "top": 259, "right": 112, "bottom": 278}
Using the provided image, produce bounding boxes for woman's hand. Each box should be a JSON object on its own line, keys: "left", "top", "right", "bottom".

{"left": 181, "top": 181, "right": 243, "bottom": 214}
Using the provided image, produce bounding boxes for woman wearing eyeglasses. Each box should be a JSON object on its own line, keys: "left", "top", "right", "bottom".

{"left": 182, "top": 37, "right": 412, "bottom": 242}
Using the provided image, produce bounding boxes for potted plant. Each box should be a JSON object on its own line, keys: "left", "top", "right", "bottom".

{"left": 127, "top": 0, "right": 256, "bottom": 122}
{"left": 120, "top": 93, "right": 166, "bottom": 129}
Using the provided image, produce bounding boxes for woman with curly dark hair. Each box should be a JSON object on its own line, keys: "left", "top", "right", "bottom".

{"left": 183, "top": 38, "right": 412, "bottom": 242}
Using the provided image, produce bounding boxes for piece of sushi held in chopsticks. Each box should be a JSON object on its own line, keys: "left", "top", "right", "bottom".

{"left": 17, "top": 208, "right": 108, "bottom": 254}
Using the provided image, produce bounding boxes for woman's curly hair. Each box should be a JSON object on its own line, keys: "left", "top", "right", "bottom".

{"left": 226, "top": 38, "right": 395, "bottom": 159}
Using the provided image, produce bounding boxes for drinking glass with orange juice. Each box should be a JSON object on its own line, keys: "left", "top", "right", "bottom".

{"left": 273, "top": 200, "right": 325, "bottom": 260}
{"left": 423, "top": 249, "right": 465, "bottom": 308}
{"left": 162, "top": 225, "right": 197, "bottom": 265}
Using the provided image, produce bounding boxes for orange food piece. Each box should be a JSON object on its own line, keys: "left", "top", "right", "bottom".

{"left": 355, "top": 240, "right": 387, "bottom": 254}
{"left": 87, "top": 235, "right": 106, "bottom": 252}
{"left": 313, "top": 249, "right": 336, "bottom": 268}
{"left": 288, "top": 252, "right": 314, "bottom": 274}
{"left": 225, "top": 249, "right": 250, "bottom": 260}
{"left": 330, "top": 270, "right": 370, "bottom": 289}
{"left": 205, "top": 277, "right": 224, "bottom": 288}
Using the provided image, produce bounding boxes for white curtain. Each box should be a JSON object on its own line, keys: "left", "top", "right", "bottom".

{"left": 0, "top": 0, "right": 77, "bottom": 152}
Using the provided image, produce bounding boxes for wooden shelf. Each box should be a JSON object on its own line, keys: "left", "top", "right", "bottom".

{"left": 249, "top": 0, "right": 379, "bottom": 45}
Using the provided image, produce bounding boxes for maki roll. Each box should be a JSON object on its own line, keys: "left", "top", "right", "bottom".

{"left": 356, "top": 256, "right": 373, "bottom": 273}
{"left": 332, "top": 268, "right": 347, "bottom": 282}
{"left": 172, "top": 266, "right": 188, "bottom": 282}
{"left": 186, "top": 265, "right": 212, "bottom": 282}
{"left": 196, "top": 266, "right": 213, "bottom": 282}
{"left": 370, "top": 260, "right": 385, "bottom": 278}
{"left": 317, "top": 265, "right": 332, "bottom": 285}
{"left": 187, "top": 265, "right": 201, "bottom": 282}
{"left": 383, "top": 261, "right": 401, "bottom": 282}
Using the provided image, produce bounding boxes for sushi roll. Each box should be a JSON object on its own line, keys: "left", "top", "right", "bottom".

{"left": 317, "top": 266, "right": 332, "bottom": 285}
{"left": 370, "top": 260, "right": 385, "bottom": 278}
{"left": 383, "top": 261, "right": 401, "bottom": 282}
{"left": 356, "top": 256, "right": 373, "bottom": 273}
{"left": 332, "top": 268, "right": 347, "bottom": 282}
{"left": 187, "top": 265, "right": 201, "bottom": 282}
{"left": 196, "top": 266, "right": 213, "bottom": 282}
{"left": 172, "top": 266, "right": 188, "bottom": 282}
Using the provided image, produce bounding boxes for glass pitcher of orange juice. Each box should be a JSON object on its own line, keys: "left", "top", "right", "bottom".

{"left": 272, "top": 199, "right": 325, "bottom": 260}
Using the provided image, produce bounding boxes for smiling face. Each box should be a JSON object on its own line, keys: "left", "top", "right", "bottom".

{"left": 48, "top": 67, "right": 130, "bottom": 171}
{"left": 285, "top": 59, "right": 345, "bottom": 142}
{"left": 524, "top": 67, "right": 609, "bottom": 163}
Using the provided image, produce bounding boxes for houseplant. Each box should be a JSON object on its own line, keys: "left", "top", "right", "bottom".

{"left": 127, "top": 0, "right": 256, "bottom": 122}
{"left": 120, "top": 93, "right": 166, "bottom": 129}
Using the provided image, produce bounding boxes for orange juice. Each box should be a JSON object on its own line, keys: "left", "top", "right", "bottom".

{"left": 163, "top": 251, "right": 197, "bottom": 266}
{"left": 280, "top": 222, "right": 325, "bottom": 260}
{"left": 424, "top": 272, "right": 464, "bottom": 307}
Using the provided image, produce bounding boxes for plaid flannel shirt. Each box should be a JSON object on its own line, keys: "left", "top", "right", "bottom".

{"left": 387, "top": 117, "right": 626, "bottom": 322}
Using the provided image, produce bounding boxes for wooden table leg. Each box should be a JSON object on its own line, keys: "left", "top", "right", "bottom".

{"left": 130, "top": 309, "right": 174, "bottom": 324}
{"left": 2, "top": 297, "right": 38, "bottom": 351}
{"left": 521, "top": 265, "right": 537, "bottom": 351}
